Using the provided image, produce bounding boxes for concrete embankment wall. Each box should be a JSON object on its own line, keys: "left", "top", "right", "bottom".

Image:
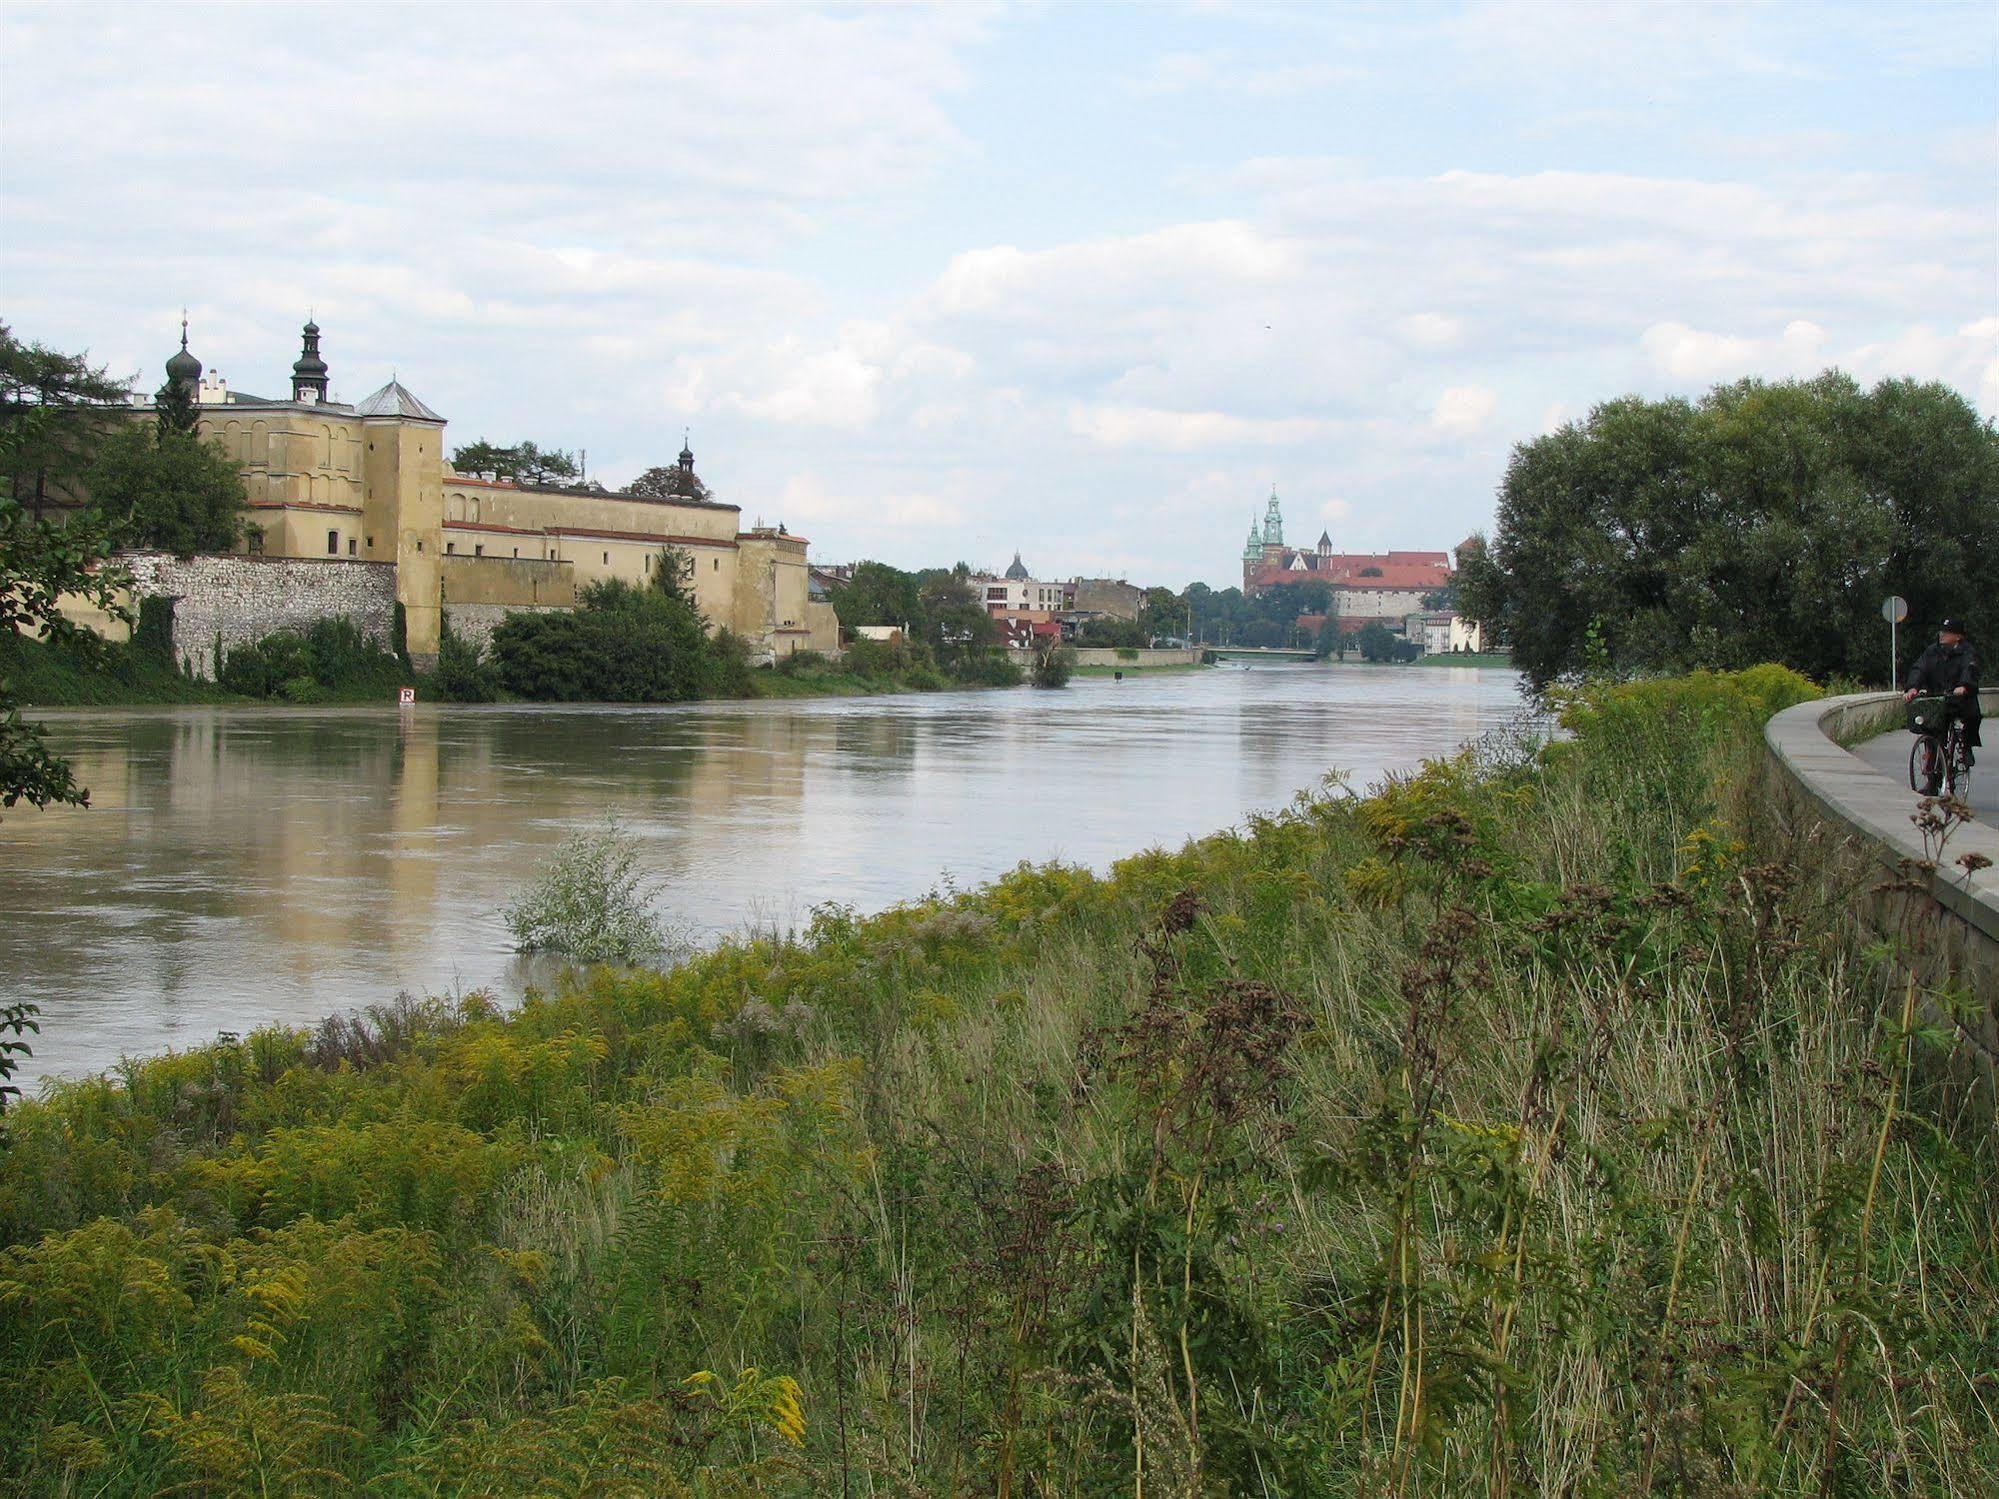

{"left": 91, "top": 552, "right": 399, "bottom": 679}
{"left": 1004, "top": 646, "right": 1207, "bottom": 668}
{"left": 1765, "top": 689, "right": 1999, "bottom": 1098}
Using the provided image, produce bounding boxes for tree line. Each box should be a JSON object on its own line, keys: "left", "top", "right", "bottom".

{"left": 1457, "top": 372, "right": 1998, "bottom": 686}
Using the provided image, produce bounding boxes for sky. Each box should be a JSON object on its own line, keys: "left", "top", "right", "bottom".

{"left": 2, "top": 1, "right": 1994, "bottom": 589}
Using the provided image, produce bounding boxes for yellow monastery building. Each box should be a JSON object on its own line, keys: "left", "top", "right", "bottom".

{"left": 155, "top": 319, "right": 838, "bottom": 662}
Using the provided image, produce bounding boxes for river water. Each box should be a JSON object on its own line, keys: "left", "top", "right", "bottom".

{"left": 2, "top": 664, "right": 1524, "bottom": 1083}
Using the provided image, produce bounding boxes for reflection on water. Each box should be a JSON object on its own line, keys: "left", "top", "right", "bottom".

{"left": 2, "top": 664, "right": 1524, "bottom": 1081}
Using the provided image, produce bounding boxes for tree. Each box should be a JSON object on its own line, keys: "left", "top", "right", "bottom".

{"left": 1, "top": 495, "right": 128, "bottom": 815}
{"left": 0, "top": 323, "right": 130, "bottom": 522}
{"left": 1031, "top": 642, "right": 1076, "bottom": 688}
{"left": 85, "top": 423, "right": 246, "bottom": 554}
{"left": 649, "top": 544, "right": 700, "bottom": 614}
{"left": 627, "top": 463, "right": 712, "bottom": 504}
{"left": 915, "top": 565, "right": 995, "bottom": 654}
{"left": 1, "top": 333, "right": 133, "bottom": 818}
{"left": 1470, "top": 371, "right": 1998, "bottom": 686}
{"left": 830, "top": 561, "right": 925, "bottom": 636}
{"left": 450, "top": 439, "right": 580, "bottom": 486}
{"left": 1355, "top": 621, "right": 1400, "bottom": 662}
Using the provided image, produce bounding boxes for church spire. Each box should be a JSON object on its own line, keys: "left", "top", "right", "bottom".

{"left": 1262, "top": 486, "right": 1284, "bottom": 547}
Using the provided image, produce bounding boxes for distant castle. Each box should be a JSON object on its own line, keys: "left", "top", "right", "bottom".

{"left": 1241, "top": 488, "right": 1474, "bottom": 634}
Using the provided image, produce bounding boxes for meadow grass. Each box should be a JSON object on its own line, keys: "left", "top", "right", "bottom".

{"left": 2, "top": 665, "right": 1994, "bottom": 1495}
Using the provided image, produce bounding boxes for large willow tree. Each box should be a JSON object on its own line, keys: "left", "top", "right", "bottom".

{"left": 1458, "top": 372, "right": 1999, "bottom": 686}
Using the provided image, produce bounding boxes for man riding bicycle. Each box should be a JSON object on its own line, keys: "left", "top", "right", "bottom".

{"left": 1902, "top": 617, "right": 1981, "bottom": 767}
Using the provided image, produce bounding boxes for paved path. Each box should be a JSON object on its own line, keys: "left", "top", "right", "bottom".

{"left": 1854, "top": 721, "right": 1995, "bottom": 819}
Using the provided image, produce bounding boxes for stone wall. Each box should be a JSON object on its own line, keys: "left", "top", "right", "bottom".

{"left": 443, "top": 602, "right": 566, "bottom": 652}
{"left": 116, "top": 551, "right": 398, "bottom": 678}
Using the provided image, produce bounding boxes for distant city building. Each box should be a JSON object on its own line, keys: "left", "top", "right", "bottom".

{"left": 1069, "top": 577, "right": 1144, "bottom": 621}
{"left": 975, "top": 554, "right": 1075, "bottom": 617}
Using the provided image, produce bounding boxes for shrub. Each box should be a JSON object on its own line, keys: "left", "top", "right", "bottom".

{"left": 429, "top": 621, "right": 497, "bottom": 703}
{"left": 503, "top": 822, "right": 670, "bottom": 963}
{"left": 1031, "top": 644, "right": 1075, "bottom": 688}
{"left": 217, "top": 618, "right": 406, "bottom": 702}
{"left": 489, "top": 581, "right": 717, "bottom": 703}
{"left": 949, "top": 651, "right": 1023, "bottom": 688}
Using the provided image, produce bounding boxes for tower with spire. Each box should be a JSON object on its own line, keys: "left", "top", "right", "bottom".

{"left": 156, "top": 313, "right": 202, "bottom": 436}
{"left": 291, "top": 319, "right": 329, "bottom": 404}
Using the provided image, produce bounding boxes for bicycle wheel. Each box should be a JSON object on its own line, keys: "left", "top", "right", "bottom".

{"left": 1948, "top": 729, "right": 1972, "bottom": 800}
{"left": 1910, "top": 735, "right": 1942, "bottom": 795}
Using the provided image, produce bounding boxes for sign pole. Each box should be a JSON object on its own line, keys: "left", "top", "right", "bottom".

{"left": 1881, "top": 595, "right": 1908, "bottom": 690}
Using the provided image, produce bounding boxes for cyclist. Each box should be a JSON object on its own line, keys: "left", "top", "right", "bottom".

{"left": 1902, "top": 617, "right": 1981, "bottom": 767}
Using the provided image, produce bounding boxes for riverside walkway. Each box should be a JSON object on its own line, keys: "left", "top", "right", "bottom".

{"left": 1853, "top": 718, "right": 1998, "bottom": 819}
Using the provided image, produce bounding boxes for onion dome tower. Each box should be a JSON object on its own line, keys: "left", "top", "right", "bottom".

{"left": 678, "top": 431, "right": 696, "bottom": 473}
{"left": 1242, "top": 514, "right": 1263, "bottom": 561}
{"left": 159, "top": 314, "right": 202, "bottom": 400}
{"left": 291, "top": 319, "right": 330, "bottom": 403}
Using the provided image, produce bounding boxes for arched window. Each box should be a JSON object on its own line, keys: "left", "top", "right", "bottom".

{"left": 326, "top": 530, "right": 338, "bottom": 554}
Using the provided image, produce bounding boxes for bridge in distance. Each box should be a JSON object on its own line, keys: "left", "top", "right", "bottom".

{"left": 1207, "top": 646, "right": 1318, "bottom": 661}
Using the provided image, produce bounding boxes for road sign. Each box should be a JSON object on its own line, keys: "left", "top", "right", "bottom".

{"left": 1882, "top": 596, "right": 1907, "bottom": 689}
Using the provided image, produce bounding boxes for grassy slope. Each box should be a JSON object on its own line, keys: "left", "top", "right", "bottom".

{"left": 2, "top": 667, "right": 1994, "bottom": 1494}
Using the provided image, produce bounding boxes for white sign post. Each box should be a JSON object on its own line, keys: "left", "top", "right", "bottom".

{"left": 1881, "top": 595, "right": 1908, "bottom": 689}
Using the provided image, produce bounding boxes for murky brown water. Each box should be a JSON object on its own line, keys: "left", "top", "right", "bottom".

{"left": 2, "top": 664, "right": 1525, "bottom": 1082}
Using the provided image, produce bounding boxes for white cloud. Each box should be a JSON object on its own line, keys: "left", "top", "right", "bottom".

{"left": 1400, "top": 314, "right": 1463, "bottom": 348}
{"left": 1068, "top": 405, "right": 1326, "bottom": 450}
{"left": 1432, "top": 386, "right": 1498, "bottom": 433}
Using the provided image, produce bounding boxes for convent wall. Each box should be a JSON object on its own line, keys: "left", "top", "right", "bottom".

{"left": 105, "top": 552, "right": 399, "bottom": 678}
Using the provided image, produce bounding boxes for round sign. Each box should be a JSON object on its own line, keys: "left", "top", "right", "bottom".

{"left": 1881, "top": 595, "right": 1908, "bottom": 624}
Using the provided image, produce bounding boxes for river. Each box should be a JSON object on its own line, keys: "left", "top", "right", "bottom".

{"left": 1, "top": 663, "right": 1524, "bottom": 1083}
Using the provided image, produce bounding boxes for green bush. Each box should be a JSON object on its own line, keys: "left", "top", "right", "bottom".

{"left": 429, "top": 621, "right": 497, "bottom": 703}
{"left": 1031, "top": 643, "right": 1075, "bottom": 688}
{"left": 503, "top": 821, "right": 671, "bottom": 962}
{"left": 218, "top": 618, "right": 407, "bottom": 703}
{"left": 489, "top": 580, "right": 719, "bottom": 703}
{"left": 948, "top": 651, "right": 1023, "bottom": 688}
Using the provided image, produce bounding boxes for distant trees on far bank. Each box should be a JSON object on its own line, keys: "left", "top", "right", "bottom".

{"left": 1457, "top": 371, "right": 1999, "bottom": 687}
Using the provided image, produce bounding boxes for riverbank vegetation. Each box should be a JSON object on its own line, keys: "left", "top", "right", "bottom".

{"left": 5, "top": 664, "right": 1994, "bottom": 1493}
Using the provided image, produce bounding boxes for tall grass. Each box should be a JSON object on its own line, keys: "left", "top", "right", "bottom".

{"left": 2, "top": 665, "right": 1994, "bottom": 1494}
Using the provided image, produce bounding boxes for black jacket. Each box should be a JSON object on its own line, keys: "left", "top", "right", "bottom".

{"left": 1906, "top": 639, "right": 1982, "bottom": 723}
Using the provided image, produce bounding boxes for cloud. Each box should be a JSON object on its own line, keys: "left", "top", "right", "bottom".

{"left": 1640, "top": 319, "right": 1827, "bottom": 382}
{"left": 1069, "top": 404, "right": 1327, "bottom": 450}
{"left": 1432, "top": 386, "right": 1498, "bottom": 433}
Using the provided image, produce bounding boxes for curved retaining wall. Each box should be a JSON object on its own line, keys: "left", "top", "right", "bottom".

{"left": 1765, "top": 688, "right": 1999, "bottom": 1080}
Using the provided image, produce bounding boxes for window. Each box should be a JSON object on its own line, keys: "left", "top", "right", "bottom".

{"left": 512, "top": 548, "right": 519, "bottom": 558}
{"left": 602, "top": 551, "right": 609, "bottom": 564}
{"left": 326, "top": 530, "right": 338, "bottom": 554}
{"left": 347, "top": 538, "right": 357, "bottom": 556}
{"left": 248, "top": 530, "right": 264, "bottom": 555}
{"left": 365, "top": 535, "right": 373, "bottom": 548}
{"left": 474, "top": 544, "right": 484, "bottom": 557}
{"left": 416, "top": 540, "right": 423, "bottom": 553}
{"left": 548, "top": 549, "right": 556, "bottom": 560}
{"left": 713, "top": 559, "right": 719, "bottom": 572}
{"left": 446, "top": 541, "right": 456, "bottom": 554}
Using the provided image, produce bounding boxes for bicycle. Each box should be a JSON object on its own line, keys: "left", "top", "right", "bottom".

{"left": 1907, "top": 695, "right": 1973, "bottom": 798}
